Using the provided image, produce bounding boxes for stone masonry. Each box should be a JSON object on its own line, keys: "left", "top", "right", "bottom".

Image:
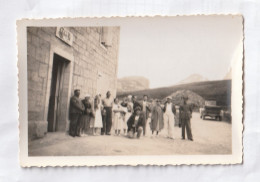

{"left": 27, "top": 27, "right": 120, "bottom": 140}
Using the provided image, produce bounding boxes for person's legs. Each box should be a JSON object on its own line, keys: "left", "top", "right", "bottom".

{"left": 79, "top": 115, "right": 85, "bottom": 136}
{"left": 168, "top": 113, "right": 174, "bottom": 139}
{"left": 106, "top": 107, "right": 112, "bottom": 135}
{"left": 181, "top": 119, "right": 186, "bottom": 139}
{"left": 143, "top": 113, "right": 147, "bottom": 136}
{"left": 164, "top": 113, "right": 169, "bottom": 137}
{"left": 186, "top": 119, "right": 193, "bottom": 140}
{"left": 69, "top": 120, "right": 76, "bottom": 137}
{"left": 84, "top": 115, "right": 90, "bottom": 135}
{"left": 76, "top": 114, "right": 82, "bottom": 136}
{"left": 137, "top": 127, "right": 143, "bottom": 138}
{"left": 69, "top": 114, "right": 77, "bottom": 137}
{"left": 101, "top": 114, "right": 106, "bottom": 135}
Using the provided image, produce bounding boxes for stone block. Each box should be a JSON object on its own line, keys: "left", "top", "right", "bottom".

{"left": 28, "top": 120, "right": 48, "bottom": 140}
{"left": 27, "top": 27, "right": 38, "bottom": 35}
{"left": 38, "top": 63, "right": 48, "bottom": 78}
{"left": 31, "top": 34, "right": 40, "bottom": 46}
{"left": 38, "top": 29, "right": 51, "bottom": 42}
{"left": 27, "top": 43, "right": 36, "bottom": 59}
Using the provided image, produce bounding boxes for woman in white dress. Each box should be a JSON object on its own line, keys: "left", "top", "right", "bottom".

{"left": 113, "top": 98, "right": 125, "bottom": 135}
{"left": 93, "top": 95, "right": 103, "bottom": 135}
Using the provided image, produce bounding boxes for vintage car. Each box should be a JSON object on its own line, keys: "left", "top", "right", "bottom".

{"left": 200, "top": 105, "right": 222, "bottom": 121}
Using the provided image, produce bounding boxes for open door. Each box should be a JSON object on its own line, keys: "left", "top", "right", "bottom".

{"left": 47, "top": 54, "right": 67, "bottom": 132}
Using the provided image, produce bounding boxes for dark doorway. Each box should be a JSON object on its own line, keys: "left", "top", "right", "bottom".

{"left": 47, "top": 54, "right": 69, "bottom": 132}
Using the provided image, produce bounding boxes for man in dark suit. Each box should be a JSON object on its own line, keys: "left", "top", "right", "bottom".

{"left": 69, "top": 89, "right": 84, "bottom": 137}
{"left": 179, "top": 95, "right": 193, "bottom": 141}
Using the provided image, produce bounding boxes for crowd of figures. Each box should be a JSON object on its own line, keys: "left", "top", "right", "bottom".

{"left": 69, "top": 89, "right": 193, "bottom": 141}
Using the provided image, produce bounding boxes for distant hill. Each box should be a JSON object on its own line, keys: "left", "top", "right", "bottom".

{"left": 178, "top": 74, "right": 208, "bottom": 84}
{"left": 164, "top": 90, "right": 205, "bottom": 107}
{"left": 117, "top": 80, "right": 231, "bottom": 107}
{"left": 117, "top": 76, "right": 149, "bottom": 92}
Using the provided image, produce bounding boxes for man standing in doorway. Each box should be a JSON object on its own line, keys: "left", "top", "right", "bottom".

{"left": 179, "top": 95, "right": 193, "bottom": 141}
{"left": 163, "top": 97, "right": 176, "bottom": 139}
{"left": 102, "top": 91, "right": 114, "bottom": 135}
{"left": 69, "top": 89, "right": 84, "bottom": 137}
{"left": 140, "top": 95, "right": 151, "bottom": 136}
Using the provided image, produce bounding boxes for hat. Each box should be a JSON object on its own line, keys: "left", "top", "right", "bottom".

{"left": 85, "top": 94, "right": 90, "bottom": 98}
{"left": 128, "top": 95, "right": 132, "bottom": 99}
{"left": 166, "top": 96, "right": 172, "bottom": 100}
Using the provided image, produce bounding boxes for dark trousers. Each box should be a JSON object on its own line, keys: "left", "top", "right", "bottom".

{"left": 181, "top": 118, "right": 193, "bottom": 140}
{"left": 102, "top": 107, "right": 112, "bottom": 134}
{"left": 142, "top": 113, "right": 147, "bottom": 136}
{"left": 101, "top": 113, "right": 106, "bottom": 135}
{"left": 69, "top": 113, "right": 81, "bottom": 137}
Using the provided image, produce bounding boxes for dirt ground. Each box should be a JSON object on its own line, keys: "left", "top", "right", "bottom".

{"left": 28, "top": 113, "right": 231, "bottom": 156}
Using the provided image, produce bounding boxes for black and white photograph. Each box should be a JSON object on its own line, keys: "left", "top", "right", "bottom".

{"left": 18, "top": 16, "right": 243, "bottom": 166}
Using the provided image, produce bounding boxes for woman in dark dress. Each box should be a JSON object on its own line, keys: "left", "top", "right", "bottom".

{"left": 79, "top": 95, "right": 93, "bottom": 136}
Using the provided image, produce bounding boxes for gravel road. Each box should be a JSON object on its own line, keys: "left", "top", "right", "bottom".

{"left": 29, "top": 113, "right": 231, "bottom": 156}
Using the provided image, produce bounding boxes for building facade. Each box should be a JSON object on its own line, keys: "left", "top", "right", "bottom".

{"left": 27, "top": 27, "right": 120, "bottom": 140}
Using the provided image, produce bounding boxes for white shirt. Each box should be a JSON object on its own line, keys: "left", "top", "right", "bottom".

{"left": 166, "top": 103, "right": 172, "bottom": 113}
{"left": 142, "top": 101, "right": 147, "bottom": 112}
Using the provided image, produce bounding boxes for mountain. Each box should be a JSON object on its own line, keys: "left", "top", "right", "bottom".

{"left": 117, "top": 76, "right": 150, "bottom": 92}
{"left": 178, "top": 74, "right": 208, "bottom": 85}
{"left": 117, "top": 79, "right": 231, "bottom": 107}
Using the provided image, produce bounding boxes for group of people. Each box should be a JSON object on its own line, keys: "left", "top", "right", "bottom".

{"left": 69, "top": 89, "right": 193, "bottom": 141}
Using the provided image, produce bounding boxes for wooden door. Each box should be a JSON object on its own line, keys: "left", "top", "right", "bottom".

{"left": 47, "top": 55, "right": 65, "bottom": 132}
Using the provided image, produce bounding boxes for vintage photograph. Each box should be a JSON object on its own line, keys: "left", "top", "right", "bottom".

{"left": 18, "top": 16, "right": 243, "bottom": 166}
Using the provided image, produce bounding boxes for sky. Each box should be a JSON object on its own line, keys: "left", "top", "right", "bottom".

{"left": 117, "top": 16, "right": 243, "bottom": 88}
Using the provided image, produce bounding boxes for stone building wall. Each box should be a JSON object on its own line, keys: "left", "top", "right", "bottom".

{"left": 27, "top": 27, "right": 120, "bottom": 140}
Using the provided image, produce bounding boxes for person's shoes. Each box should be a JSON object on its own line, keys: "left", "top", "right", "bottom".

{"left": 189, "top": 138, "right": 193, "bottom": 141}
{"left": 106, "top": 133, "right": 111, "bottom": 135}
{"left": 182, "top": 138, "right": 185, "bottom": 140}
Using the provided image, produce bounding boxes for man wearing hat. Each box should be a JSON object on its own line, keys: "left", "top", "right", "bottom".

{"left": 179, "top": 95, "right": 193, "bottom": 141}
{"left": 163, "top": 96, "right": 176, "bottom": 139}
{"left": 69, "top": 89, "right": 84, "bottom": 137}
{"left": 127, "top": 106, "right": 145, "bottom": 139}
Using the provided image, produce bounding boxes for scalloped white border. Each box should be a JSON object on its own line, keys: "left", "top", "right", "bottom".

{"left": 17, "top": 15, "right": 243, "bottom": 167}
